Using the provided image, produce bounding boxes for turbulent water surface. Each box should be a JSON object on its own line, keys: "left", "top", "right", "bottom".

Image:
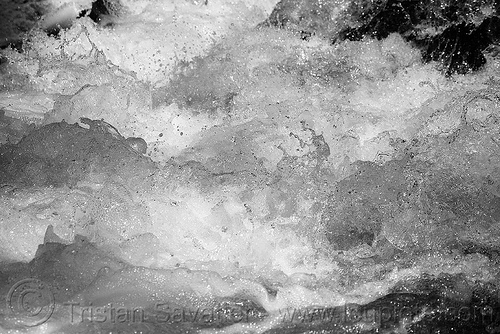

{"left": 1, "top": 0, "right": 500, "bottom": 333}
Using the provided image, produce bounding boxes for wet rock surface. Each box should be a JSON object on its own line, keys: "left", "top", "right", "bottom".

{"left": 0, "top": 0, "right": 48, "bottom": 50}
{"left": 264, "top": 0, "right": 500, "bottom": 75}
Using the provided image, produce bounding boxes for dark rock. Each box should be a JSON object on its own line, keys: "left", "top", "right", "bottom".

{"left": 88, "top": 0, "right": 112, "bottom": 23}
{"left": 86, "top": 0, "right": 124, "bottom": 27}
{"left": 0, "top": 0, "right": 48, "bottom": 50}
{"left": 339, "top": 0, "right": 431, "bottom": 41}
{"left": 340, "top": 0, "right": 500, "bottom": 75}
{"left": 263, "top": 0, "right": 500, "bottom": 75}
{"left": 421, "top": 22, "right": 490, "bottom": 75}
{"left": 482, "top": 14, "right": 500, "bottom": 44}
{"left": 46, "top": 0, "right": 124, "bottom": 36}
{"left": 339, "top": 0, "right": 493, "bottom": 41}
